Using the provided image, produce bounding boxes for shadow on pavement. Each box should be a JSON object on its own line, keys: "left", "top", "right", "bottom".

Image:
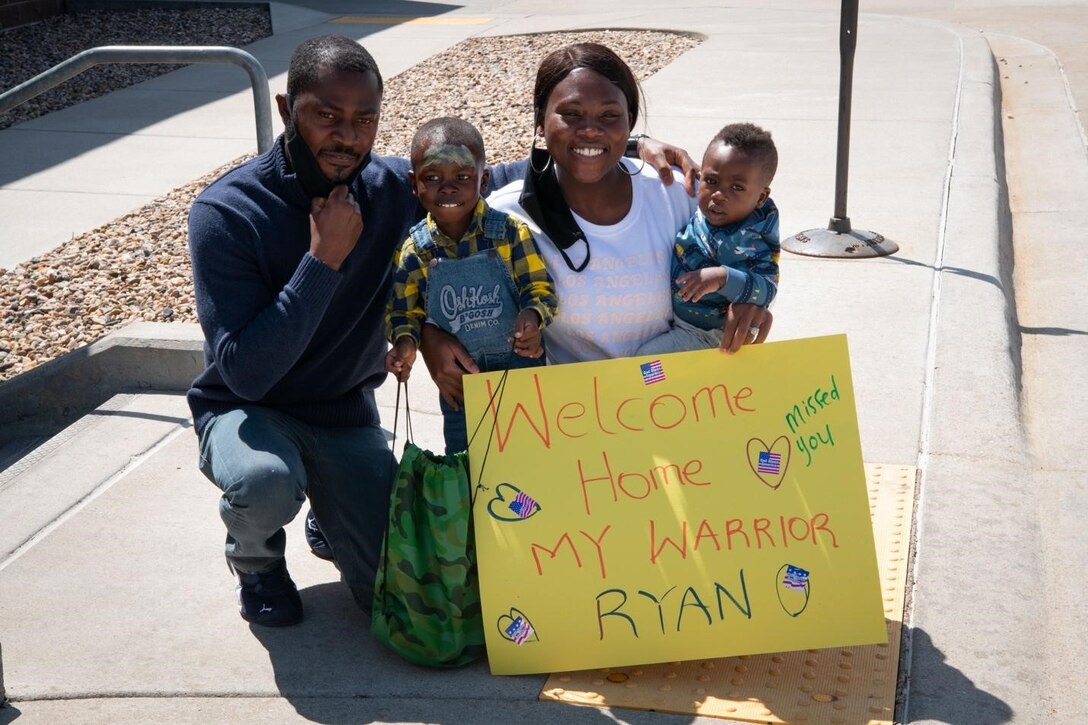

{"left": 247, "top": 583, "right": 1013, "bottom": 725}
{"left": 884, "top": 252, "right": 1007, "bottom": 292}
{"left": 0, "top": 704, "right": 21, "bottom": 724}
{"left": 249, "top": 584, "right": 699, "bottom": 724}
{"left": 1020, "top": 325, "right": 1088, "bottom": 336}
{"left": 904, "top": 626, "right": 1014, "bottom": 724}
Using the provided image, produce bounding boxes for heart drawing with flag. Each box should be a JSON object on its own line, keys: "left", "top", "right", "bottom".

{"left": 486, "top": 482, "right": 543, "bottom": 522}
{"left": 746, "top": 435, "right": 791, "bottom": 489}
{"left": 497, "top": 608, "right": 539, "bottom": 645}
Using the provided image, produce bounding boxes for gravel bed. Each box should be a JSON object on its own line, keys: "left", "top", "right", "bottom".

{"left": 0, "top": 27, "right": 701, "bottom": 381}
{"left": 0, "top": 6, "right": 272, "bottom": 128}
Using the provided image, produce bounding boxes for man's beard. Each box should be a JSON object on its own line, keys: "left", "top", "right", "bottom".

{"left": 283, "top": 118, "right": 360, "bottom": 199}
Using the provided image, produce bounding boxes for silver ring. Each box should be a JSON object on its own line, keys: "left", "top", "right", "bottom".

{"left": 748, "top": 325, "right": 761, "bottom": 337}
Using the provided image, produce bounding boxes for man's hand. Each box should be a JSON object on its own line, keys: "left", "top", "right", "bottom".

{"left": 637, "top": 136, "right": 699, "bottom": 196}
{"left": 419, "top": 324, "right": 480, "bottom": 411}
{"left": 384, "top": 337, "right": 418, "bottom": 383}
{"left": 512, "top": 309, "right": 543, "bottom": 359}
{"left": 309, "top": 185, "right": 363, "bottom": 271}
{"left": 720, "top": 303, "right": 773, "bottom": 355}
{"left": 676, "top": 267, "right": 727, "bottom": 303}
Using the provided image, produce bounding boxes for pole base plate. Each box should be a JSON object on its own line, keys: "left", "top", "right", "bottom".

{"left": 782, "top": 227, "right": 899, "bottom": 258}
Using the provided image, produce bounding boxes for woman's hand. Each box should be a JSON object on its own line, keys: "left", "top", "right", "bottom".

{"left": 637, "top": 136, "right": 699, "bottom": 196}
{"left": 720, "top": 303, "right": 773, "bottom": 354}
{"left": 419, "top": 324, "right": 479, "bottom": 410}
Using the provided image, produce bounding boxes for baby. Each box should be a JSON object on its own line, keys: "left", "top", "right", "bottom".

{"left": 638, "top": 122, "right": 780, "bottom": 355}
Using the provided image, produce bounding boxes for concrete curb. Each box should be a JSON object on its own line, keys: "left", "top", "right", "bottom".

{"left": 925, "top": 27, "right": 1023, "bottom": 458}
{"left": 0, "top": 321, "right": 202, "bottom": 442}
{"left": 902, "top": 25, "right": 1040, "bottom": 724}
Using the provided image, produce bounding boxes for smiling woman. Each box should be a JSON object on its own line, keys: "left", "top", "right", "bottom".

{"left": 537, "top": 64, "right": 638, "bottom": 215}
{"left": 515, "top": 43, "right": 681, "bottom": 360}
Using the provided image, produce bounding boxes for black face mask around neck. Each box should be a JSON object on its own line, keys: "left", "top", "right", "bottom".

{"left": 518, "top": 146, "right": 590, "bottom": 273}
{"left": 283, "top": 117, "right": 341, "bottom": 200}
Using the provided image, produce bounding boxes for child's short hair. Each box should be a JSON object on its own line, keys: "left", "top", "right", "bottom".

{"left": 410, "top": 117, "right": 486, "bottom": 167}
{"left": 709, "top": 122, "right": 778, "bottom": 181}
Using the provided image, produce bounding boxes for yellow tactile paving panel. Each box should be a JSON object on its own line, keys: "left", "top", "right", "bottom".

{"left": 330, "top": 16, "right": 492, "bottom": 25}
{"left": 540, "top": 463, "right": 916, "bottom": 724}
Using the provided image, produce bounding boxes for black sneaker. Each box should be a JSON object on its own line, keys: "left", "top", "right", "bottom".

{"left": 232, "top": 560, "right": 303, "bottom": 627}
{"left": 304, "top": 508, "right": 335, "bottom": 561}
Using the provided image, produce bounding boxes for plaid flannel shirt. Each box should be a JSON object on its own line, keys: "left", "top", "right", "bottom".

{"left": 387, "top": 200, "right": 557, "bottom": 345}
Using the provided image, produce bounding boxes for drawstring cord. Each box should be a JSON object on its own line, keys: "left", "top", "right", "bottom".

{"left": 467, "top": 368, "right": 510, "bottom": 506}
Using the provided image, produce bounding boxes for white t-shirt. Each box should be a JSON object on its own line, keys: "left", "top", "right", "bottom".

{"left": 489, "top": 160, "right": 696, "bottom": 364}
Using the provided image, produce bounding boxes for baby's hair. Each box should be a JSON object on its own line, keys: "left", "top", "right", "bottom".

{"left": 709, "top": 123, "right": 778, "bottom": 181}
{"left": 410, "top": 117, "right": 486, "bottom": 167}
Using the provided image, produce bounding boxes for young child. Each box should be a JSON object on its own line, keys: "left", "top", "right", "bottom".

{"left": 385, "top": 117, "right": 558, "bottom": 454}
{"left": 637, "top": 122, "right": 780, "bottom": 355}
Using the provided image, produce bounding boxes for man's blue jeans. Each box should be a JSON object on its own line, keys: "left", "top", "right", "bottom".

{"left": 197, "top": 405, "right": 394, "bottom": 614}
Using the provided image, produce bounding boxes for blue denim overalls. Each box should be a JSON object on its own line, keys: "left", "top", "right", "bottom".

{"left": 414, "top": 210, "right": 545, "bottom": 454}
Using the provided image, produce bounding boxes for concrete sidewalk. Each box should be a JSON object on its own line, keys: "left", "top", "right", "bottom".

{"left": 2, "top": 0, "right": 1087, "bottom": 722}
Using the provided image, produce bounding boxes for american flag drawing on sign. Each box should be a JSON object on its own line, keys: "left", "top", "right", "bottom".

{"left": 782, "top": 564, "right": 810, "bottom": 590}
{"left": 508, "top": 491, "right": 539, "bottom": 518}
{"left": 757, "top": 450, "right": 782, "bottom": 474}
{"left": 505, "top": 615, "right": 534, "bottom": 645}
{"left": 640, "top": 360, "right": 666, "bottom": 385}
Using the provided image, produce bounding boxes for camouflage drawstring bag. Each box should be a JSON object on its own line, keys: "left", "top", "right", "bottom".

{"left": 371, "top": 384, "right": 485, "bottom": 668}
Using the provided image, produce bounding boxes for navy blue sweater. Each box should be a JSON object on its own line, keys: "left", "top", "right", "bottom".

{"left": 187, "top": 136, "right": 523, "bottom": 434}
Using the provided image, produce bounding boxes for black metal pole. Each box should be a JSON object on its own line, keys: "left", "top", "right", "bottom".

{"left": 782, "top": 0, "right": 897, "bottom": 258}
{"left": 829, "top": 0, "right": 859, "bottom": 233}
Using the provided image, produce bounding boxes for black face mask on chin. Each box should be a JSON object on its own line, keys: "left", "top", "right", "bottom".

{"left": 284, "top": 115, "right": 341, "bottom": 200}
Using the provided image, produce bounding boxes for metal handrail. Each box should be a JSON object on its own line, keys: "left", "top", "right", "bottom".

{"left": 0, "top": 45, "right": 273, "bottom": 153}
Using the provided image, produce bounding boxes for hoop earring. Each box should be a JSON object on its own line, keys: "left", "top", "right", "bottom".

{"left": 529, "top": 134, "right": 552, "bottom": 175}
{"left": 618, "top": 157, "right": 645, "bottom": 176}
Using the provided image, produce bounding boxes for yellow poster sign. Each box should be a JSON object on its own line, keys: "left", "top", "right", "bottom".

{"left": 463, "top": 335, "right": 886, "bottom": 676}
